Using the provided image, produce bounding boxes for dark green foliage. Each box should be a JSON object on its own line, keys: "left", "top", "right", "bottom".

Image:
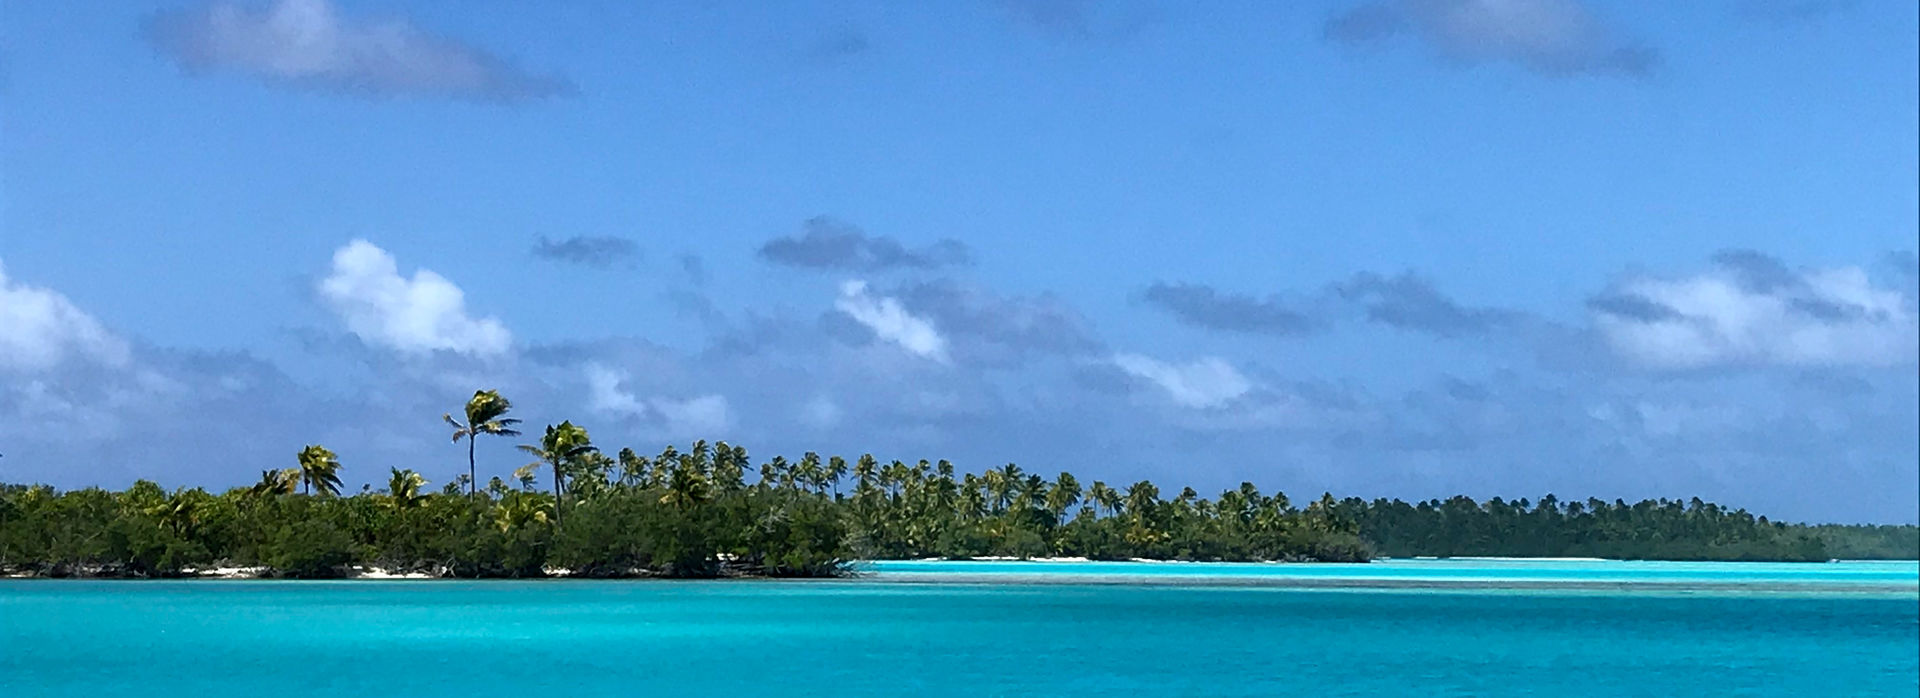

{"left": 2, "top": 441, "right": 1910, "bottom": 579}
{"left": 1804, "top": 524, "right": 1920, "bottom": 560}
{"left": 264, "top": 519, "right": 355, "bottom": 579}
{"left": 1349, "top": 495, "right": 1844, "bottom": 562}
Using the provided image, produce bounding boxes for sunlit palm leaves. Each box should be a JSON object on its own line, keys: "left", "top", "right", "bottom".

{"left": 251, "top": 468, "right": 301, "bottom": 497}
{"left": 517, "top": 421, "right": 597, "bottom": 527}
{"left": 446, "top": 390, "right": 522, "bottom": 500}
{"left": 386, "top": 468, "right": 428, "bottom": 510}
{"left": 492, "top": 490, "right": 552, "bottom": 533}
{"left": 296, "top": 445, "right": 343, "bottom": 497}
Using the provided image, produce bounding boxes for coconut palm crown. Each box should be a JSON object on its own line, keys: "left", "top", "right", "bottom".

{"left": 445, "top": 389, "right": 522, "bottom": 500}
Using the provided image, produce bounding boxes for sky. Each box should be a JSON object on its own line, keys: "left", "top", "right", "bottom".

{"left": 1, "top": 0, "right": 1915, "bottom": 523}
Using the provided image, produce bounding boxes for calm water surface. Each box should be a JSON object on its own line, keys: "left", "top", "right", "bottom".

{"left": 2, "top": 560, "right": 1915, "bottom": 697}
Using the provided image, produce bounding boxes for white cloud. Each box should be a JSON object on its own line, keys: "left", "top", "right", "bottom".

{"left": 318, "top": 240, "right": 512, "bottom": 357}
{"left": 0, "top": 262, "right": 131, "bottom": 372}
{"left": 835, "top": 280, "right": 949, "bottom": 362}
{"left": 584, "top": 364, "right": 647, "bottom": 417}
{"left": 1113, "top": 353, "right": 1252, "bottom": 409}
{"left": 148, "top": 0, "right": 571, "bottom": 102}
{"left": 800, "top": 395, "right": 843, "bottom": 430}
{"left": 654, "top": 395, "right": 732, "bottom": 437}
{"left": 584, "top": 364, "right": 731, "bottom": 437}
{"left": 1593, "top": 264, "right": 1917, "bottom": 370}
{"left": 1327, "top": 0, "right": 1655, "bottom": 77}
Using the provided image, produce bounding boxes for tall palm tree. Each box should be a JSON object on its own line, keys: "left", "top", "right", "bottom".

{"left": 853, "top": 454, "right": 878, "bottom": 494}
{"left": 825, "top": 456, "right": 849, "bottom": 498}
{"left": 517, "top": 421, "right": 597, "bottom": 528}
{"left": 798, "top": 452, "right": 824, "bottom": 494}
{"left": 995, "top": 463, "right": 1024, "bottom": 512}
{"left": 445, "top": 390, "right": 522, "bottom": 501}
{"left": 295, "top": 445, "right": 343, "bottom": 496}
{"left": 1125, "top": 481, "right": 1161, "bottom": 522}
{"left": 1088, "top": 480, "right": 1121, "bottom": 518}
{"left": 1046, "top": 472, "right": 1081, "bottom": 522}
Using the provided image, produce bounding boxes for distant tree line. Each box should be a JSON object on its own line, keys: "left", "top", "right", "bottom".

{"left": 1, "top": 390, "right": 1910, "bottom": 579}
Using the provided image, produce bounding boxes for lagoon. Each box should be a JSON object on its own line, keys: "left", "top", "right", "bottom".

{"left": 3, "top": 560, "right": 1915, "bottom": 697}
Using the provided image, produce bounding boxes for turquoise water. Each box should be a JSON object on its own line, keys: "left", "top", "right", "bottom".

{"left": 3, "top": 561, "right": 1916, "bottom": 697}
{"left": 864, "top": 558, "right": 1920, "bottom": 590}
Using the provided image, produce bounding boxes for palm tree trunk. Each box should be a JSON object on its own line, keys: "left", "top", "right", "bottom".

{"left": 468, "top": 437, "right": 478, "bottom": 501}
{"left": 552, "top": 461, "right": 565, "bottom": 529}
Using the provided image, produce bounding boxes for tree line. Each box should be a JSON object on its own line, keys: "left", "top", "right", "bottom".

{"left": 1, "top": 390, "right": 1911, "bottom": 579}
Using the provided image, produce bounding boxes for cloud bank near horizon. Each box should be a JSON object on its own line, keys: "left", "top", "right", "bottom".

{"left": 0, "top": 242, "right": 1913, "bottom": 524}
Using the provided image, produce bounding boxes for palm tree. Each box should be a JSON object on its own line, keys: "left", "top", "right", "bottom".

{"left": 296, "top": 445, "right": 342, "bottom": 496}
{"left": 517, "top": 421, "right": 597, "bottom": 528}
{"left": 825, "top": 456, "right": 849, "bottom": 498}
{"left": 991, "top": 463, "right": 1024, "bottom": 513}
{"left": 493, "top": 490, "right": 553, "bottom": 533}
{"left": 386, "top": 468, "right": 428, "bottom": 510}
{"left": 251, "top": 468, "right": 301, "bottom": 497}
{"left": 1046, "top": 472, "right": 1081, "bottom": 522}
{"left": 1124, "top": 481, "right": 1160, "bottom": 521}
{"left": 661, "top": 454, "right": 711, "bottom": 509}
{"left": 1088, "top": 480, "right": 1122, "bottom": 518}
{"left": 616, "top": 448, "right": 651, "bottom": 489}
{"left": 853, "top": 454, "right": 878, "bottom": 494}
{"left": 512, "top": 464, "right": 540, "bottom": 491}
{"left": 798, "top": 452, "right": 824, "bottom": 495}
{"left": 445, "top": 389, "right": 522, "bottom": 501}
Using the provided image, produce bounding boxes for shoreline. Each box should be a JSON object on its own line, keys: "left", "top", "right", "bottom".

{"left": 9, "top": 556, "right": 1909, "bottom": 581}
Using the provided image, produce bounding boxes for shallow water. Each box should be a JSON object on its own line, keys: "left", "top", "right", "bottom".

{"left": 2, "top": 560, "right": 1915, "bottom": 697}
{"left": 863, "top": 558, "right": 1920, "bottom": 592}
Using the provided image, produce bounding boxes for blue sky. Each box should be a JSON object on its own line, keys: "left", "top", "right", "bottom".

{"left": 2, "top": 0, "right": 1915, "bottom": 522}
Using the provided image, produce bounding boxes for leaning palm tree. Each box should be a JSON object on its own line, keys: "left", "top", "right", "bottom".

{"left": 445, "top": 390, "right": 522, "bottom": 501}
{"left": 296, "top": 445, "right": 343, "bottom": 496}
{"left": 1088, "top": 481, "right": 1122, "bottom": 518}
{"left": 517, "top": 421, "right": 596, "bottom": 528}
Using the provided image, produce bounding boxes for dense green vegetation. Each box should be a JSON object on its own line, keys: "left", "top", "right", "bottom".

{"left": 1804, "top": 524, "right": 1920, "bottom": 561}
{"left": 1, "top": 390, "right": 1910, "bottom": 579}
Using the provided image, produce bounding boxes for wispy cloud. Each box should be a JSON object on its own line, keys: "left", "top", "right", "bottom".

{"left": 1113, "top": 353, "right": 1252, "bottom": 409}
{"left": 834, "top": 280, "right": 950, "bottom": 363}
{"left": 531, "top": 235, "right": 640, "bottom": 269}
{"left": 1588, "top": 251, "right": 1918, "bottom": 370}
{"left": 1332, "top": 271, "right": 1516, "bottom": 337}
{"left": 147, "top": 0, "right": 573, "bottom": 102}
{"left": 584, "top": 364, "right": 732, "bottom": 437}
{"left": 760, "top": 217, "right": 972, "bottom": 272}
{"left": 1144, "top": 273, "right": 1508, "bottom": 339}
{"left": 1141, "top": 282, "right": 1317, "bottom": 336}
{"left": 0, "top": 261, "right": 131, "bottom": 373}
{"left": 892, "top": 279, "right": 1101, "bottom": 364}
{"left": 1326, "top": 0, "right": 1657, "bottom": 77}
